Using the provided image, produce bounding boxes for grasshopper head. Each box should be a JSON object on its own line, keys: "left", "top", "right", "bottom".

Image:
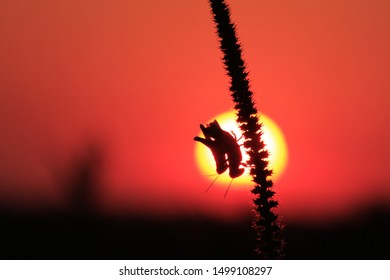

{"left": 229, "top": 167, "right": 245, "bottom": 178}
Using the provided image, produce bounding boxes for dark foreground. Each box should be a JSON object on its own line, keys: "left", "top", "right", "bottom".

{"left": 1, "top": 205, "right": 389, "bottom": 259}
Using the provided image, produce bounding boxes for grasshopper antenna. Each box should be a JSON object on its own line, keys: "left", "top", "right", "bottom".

{"left": 230, "top": 131, "right": 244, "bottom": 142}
{"left": 224, "top": 178, "right": 234, "bottom": 198}
{"left": 205, "top": 174, "right": 220, "bottom": 193}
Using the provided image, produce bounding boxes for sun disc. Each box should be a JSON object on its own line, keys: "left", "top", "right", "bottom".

{"left": 194, "top": 110, "right": 288, "bottom": 187}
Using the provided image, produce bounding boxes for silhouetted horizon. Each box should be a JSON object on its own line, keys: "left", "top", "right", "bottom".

{"left": 1, "top": 198, "right": 389, "bottom": 259}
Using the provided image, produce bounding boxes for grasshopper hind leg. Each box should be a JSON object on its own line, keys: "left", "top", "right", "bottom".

{"left": 205, "top": 174, "right": 220, "bottom": 193}
{"left": 224, "top": 179, "right": 234, "bottom": 198}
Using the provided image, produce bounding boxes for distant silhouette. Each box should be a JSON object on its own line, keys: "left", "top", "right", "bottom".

{"left": 64, "top": 142, "right": 104, "bottom": 215}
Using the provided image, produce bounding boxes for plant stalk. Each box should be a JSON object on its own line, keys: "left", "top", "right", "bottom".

{"left": 208, "top": 0, "right": 284, "bottom": 258}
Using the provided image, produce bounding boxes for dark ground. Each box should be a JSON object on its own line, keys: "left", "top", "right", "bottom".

{"left": 1, "top": 204, "right": 389, "bottom": 260}
{"left": 1, "top": 153, "right": 389, "bottom": 259}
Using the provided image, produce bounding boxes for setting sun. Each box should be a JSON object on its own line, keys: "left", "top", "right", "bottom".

{"left": 194, "top": 110, "right": 288, "bottom": 187}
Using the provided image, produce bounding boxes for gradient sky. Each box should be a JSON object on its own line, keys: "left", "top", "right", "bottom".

{"left": 1, "top": 0, "right": 390, "bottom": 221}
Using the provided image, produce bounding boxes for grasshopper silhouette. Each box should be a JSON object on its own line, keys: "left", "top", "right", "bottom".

{"left": 194, "top": 120, "right": 245, "bottom": 179}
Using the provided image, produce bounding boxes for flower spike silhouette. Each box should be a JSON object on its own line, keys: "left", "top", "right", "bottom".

{"left": 207, "top": 0, "right": 285, "bottom": 258}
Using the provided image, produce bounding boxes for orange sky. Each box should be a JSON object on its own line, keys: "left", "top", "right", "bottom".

{"left": 1, "top": 0, "right": 390, "bottom": 221}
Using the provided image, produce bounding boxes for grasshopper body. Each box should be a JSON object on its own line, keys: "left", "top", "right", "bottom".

{"left": 194, "top": 120, "right": 245, "bottom": 178}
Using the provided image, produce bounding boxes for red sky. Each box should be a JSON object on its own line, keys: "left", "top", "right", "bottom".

{"left": 1, "top": 0, "right": 390, "bottom": 221}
